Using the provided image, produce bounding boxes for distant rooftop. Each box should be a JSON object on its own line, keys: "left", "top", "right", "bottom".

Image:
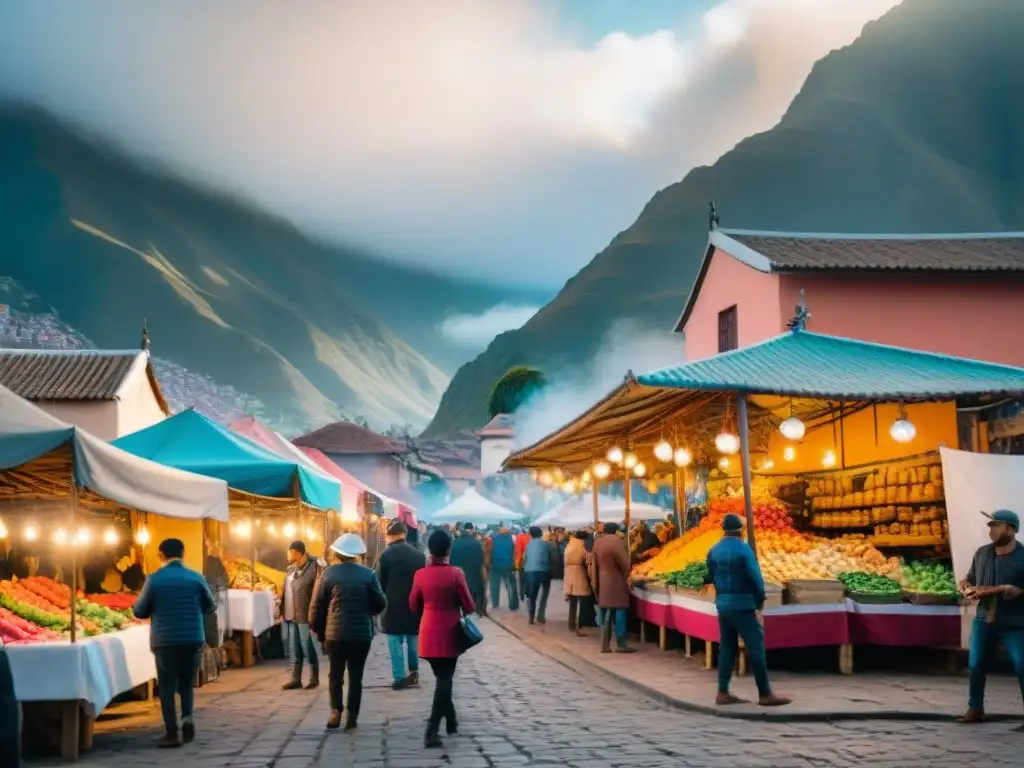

{"left": 0, "top": 348, "right": 169, "bottom": 412}
{"left": 293, "top": 421, "right": 404, "bottom": 455}
{"left": 478, "top": 413, "right": 515, "bottom": 438}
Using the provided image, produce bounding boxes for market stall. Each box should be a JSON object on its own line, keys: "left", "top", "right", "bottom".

{"left": 533, "top": 493, "right": 669, "bottom": 529}
{"left": 0, "top": 384, "right": 229, "bottom": 760}
{"left": 428, "top": 487, "right": 524, "bottom": 527}
{"left": 503, "top": 323, "right": 1024, "bottom": 674}
{"left": 114, "top": 409, "right": 340, "bottom": 666}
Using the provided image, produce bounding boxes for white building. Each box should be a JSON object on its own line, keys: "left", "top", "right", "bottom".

{"left": 478, "top": 414, "right": 515, "bottom": 477}
{"left": 0, "top": 347, "right": 170, "bottom": 441}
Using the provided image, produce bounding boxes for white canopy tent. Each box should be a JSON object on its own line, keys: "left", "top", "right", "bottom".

{"left": 533, "top": 493, "right": 669, "bottom": 530}
{"left": 429, "top": 487, "right": 524, "bottom": 526}
{"left": 0, "top": 383, "right": 229, "bottom": 520}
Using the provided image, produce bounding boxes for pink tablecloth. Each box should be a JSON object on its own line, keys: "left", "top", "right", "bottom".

{"left": 632, "top": 588, "right": 962, "bottom": 649}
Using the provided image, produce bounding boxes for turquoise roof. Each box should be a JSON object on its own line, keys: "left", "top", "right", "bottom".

{"left": 636, "top": 331, "right": 1024, "bottom": 400}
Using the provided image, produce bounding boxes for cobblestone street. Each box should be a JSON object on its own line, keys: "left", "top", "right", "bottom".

{"left": 31, "top": 619, "right": 1024, "bottom": 768}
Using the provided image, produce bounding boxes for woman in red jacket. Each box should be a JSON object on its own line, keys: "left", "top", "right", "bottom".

{"left": 409, "top": 529, "right": 476, "bottom": 749}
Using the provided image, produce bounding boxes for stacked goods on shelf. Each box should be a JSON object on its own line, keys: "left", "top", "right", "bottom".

{"left": 225, "top": 558, "right": 281, "bottom": 592}
{"left": 807, "top": 460, "right": 947, "bottom": 539}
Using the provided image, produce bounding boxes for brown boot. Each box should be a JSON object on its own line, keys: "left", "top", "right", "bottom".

{"left": 155, "top": 732, "right": 182, "bottom": 748}
{"left": 715, "top": 692, "right": 747, "bottom": 705}
{"left": 957, "top": 708, "right": 985, "bottom": 724}
{"left": 326, "top": 709, "right": 342, "bottom": 729}
{"left": 758, "top": 694, "right": 792, "bottom": 707}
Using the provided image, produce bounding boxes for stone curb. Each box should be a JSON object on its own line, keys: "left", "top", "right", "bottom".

{"left": 486, "top": 615, "right": 1022, "bottom": 724}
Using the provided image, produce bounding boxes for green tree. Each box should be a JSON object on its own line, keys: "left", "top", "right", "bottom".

{"left": 487, "top": 366, "right": 547, "bottom": 418}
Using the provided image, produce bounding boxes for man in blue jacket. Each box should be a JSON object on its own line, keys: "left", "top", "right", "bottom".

{"left": 134, "top": 538, "right": 216, "bottom": 748}
{"left": 705, "top": 514, "right": 790, "bottom": 708}
{"left": 489, "top": 524, "right": 518, "bottom": 610}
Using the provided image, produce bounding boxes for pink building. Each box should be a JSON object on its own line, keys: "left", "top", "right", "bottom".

{"left": 674, "top": 228, "right": 1024, "bottom": 366}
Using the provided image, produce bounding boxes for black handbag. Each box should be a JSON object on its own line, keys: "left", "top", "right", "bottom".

{"left": 456, "top": 614, "right": 484, "bottom": 654}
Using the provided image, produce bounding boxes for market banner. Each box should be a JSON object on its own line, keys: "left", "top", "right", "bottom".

{"left": 940, "top": 446, "right": 1024, "bottom": 581}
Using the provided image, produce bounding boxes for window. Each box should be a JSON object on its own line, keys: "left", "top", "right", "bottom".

{"left": 718, "top": 305, "right": 738, "bottom": 353}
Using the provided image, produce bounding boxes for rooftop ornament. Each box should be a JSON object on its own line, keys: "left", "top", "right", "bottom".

{"left": 786, "top": 289, "right": 811, "bottom": 332}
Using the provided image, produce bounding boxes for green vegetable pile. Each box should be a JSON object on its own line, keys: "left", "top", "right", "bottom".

{"left": 76, "top": 600, "right": 125, "bottom": 632}
{"left": 837, "top": 572, "right": 901, "bottom": 595}
{"left": 0, "top": 593, "right": 70, "bottom": 631}
{"left": 901, "top": 562, "right": 960, "bottom": 597}
{"left": 664, "top": 562, "right": 710, "bottom": 590}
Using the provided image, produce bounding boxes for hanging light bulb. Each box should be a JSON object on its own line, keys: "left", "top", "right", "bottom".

{"left": 822, "top": 449, "right": 837, "bottom": 468}
{"left": 282, "top": 522, "right": 297, "bottom": 538}
{"left": 779, "top": 416, "right": 806, "bottom": 441}
{"left": 673, "top": 448, "right": 692, "bottom": 468}
{"left": 305, "top": 527, "right": 318, "bottom": 541}
{"left": 103, "top": 526, "right": 119, "bottom": 546}
{"left": 606, "top": 446, "right": 624, "bottom": 465}
{"left": 632, "top": 462, "right": 647, "bottom": 477}
{"left": 267, "top": 523, "right": 278, "bottom": 535}
{"left": 75, "top": 527, "right": 91, "bottom": 546}
{"left": 653, "top": 440, "right": 673, "bottom": 463}
{"left": 24, "top": 524, "right": 39, "bottom": 542}
{"left": 235, "top": 521, "right": 252, "bottom": 539}
{"left": 537, "top": 471, "right": 553, "bottom": 487}
{"left": 623, "top": 451, "right": 639, "bottom": 470}
{"left": 54, "top": 528, "right": 68, "bottom": 545}
{"left": 718, "top": 457, "right": 730, "bottom": 470}
{"left": 783, "top": 445, "right": 796, "bottom": 462}
{"left": 890, "top": 402, "right": 916, "bottom": 443}
{"left": 135, "top": 526, "right": 151, "bottom": 546}
{"left": 759, "top": 458, "right": 775, "bottom": 471}
{"left": 581, "top": 469, "right": 592, "bottom": 484}
{"left": 593, "top": 461, "right": 611, "bottom": 479}
{"left": 560, "top": 479, "right": 577, "bottom": 494}
{"left": 646, "top": 479, "right": 659, "bottom": 494}
{"left": 715, "top": 431, "right": 740, "bottom": 455}
{"left": 0, "top": 518, "right": 7, "bottom": 539}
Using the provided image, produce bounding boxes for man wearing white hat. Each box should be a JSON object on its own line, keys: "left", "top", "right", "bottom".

{"left": 309, "top": 533, "right": 387, "bottom": 731}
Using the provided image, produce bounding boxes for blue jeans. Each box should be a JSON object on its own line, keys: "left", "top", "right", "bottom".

{"left": 285, "top": 621, "right": 319, "bottom": 679}
{"left": 489, "top": 567, "right": 517, "bottom": 610}
{"left": 386, "top": 635, "right": 419, "bottom": 682}
{"left": 525, "top": 571, "right": 551, "bottom": 621}
{"left": 968, "top": 618, "right": 1024, "bottom": 710}
{"left": 718, "top": 610, "right": 771, "bottom": 697}
{"left": 601, "top": 607, "right": 629, "bottom": 645}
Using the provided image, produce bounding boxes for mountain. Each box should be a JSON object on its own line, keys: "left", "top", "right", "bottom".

{"left": 0, "top": 105, "right": 548, "bottom": 434}
{"left": 423, "top": 0, "right": 1024, "bottom": 437}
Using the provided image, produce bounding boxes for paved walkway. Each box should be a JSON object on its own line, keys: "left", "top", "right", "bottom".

{"left": 27, "top": 618, "right": 1024, "bottom": 767}
{"left": 488, "top": 593, "right": 1024, "bottom": 721}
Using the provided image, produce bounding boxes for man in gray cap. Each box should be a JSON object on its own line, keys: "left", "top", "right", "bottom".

{"left": 704, "top": 513, "right": 790, "bottom": 707}
{"left": 958, "top": 509, "right": 1024, "bottom": 725}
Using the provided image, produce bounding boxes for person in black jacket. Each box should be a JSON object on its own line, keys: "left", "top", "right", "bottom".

{"left": 375, "top": 520, "right": 426, "bottom": 691}
{"left": 310, "top": 533, "right": 386, "bottom": 731}
{"left": 450, "top": 523, "right": 487, "bottom": 617}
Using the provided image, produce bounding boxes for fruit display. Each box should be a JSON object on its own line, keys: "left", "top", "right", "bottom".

{"left": 759, "top": 535, "right": 900, "bottom": 585}
{"left": 663, "top": 562, "right": 710, "bottom": 591}
{"left": 85, "top": 593, "right": 137, "bottom": 611}
{"left": 837, "top": 571, "right": 902, "bottom": 596}
{"left": 0, "top": 606, "right": 63, "bottom": 644}
{"left": 900, "top": 561, "right": 960, "bottom": 598}
{"left": 0, "top": 577, "right": 143, "bottom": 643}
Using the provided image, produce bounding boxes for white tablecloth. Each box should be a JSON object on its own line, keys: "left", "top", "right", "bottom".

{"left": 219, "top": 588, "right": 276, "bottom": 635}
{"left": 7, "top": 625, "right": 155, "bottom": 716}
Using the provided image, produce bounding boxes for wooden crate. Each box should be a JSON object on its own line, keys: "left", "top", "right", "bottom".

{"left": 786, "top": 579, "right": 845, "bottom": 604}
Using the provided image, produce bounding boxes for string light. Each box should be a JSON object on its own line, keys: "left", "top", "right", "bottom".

{"left": 305, "top": 527, "right": 318, "bottom": 541}
{"left": 779, "top": 416, "right": 806, "bottom": 441}
{"left": 623, "top": 451, "right": 639, "bottom": 470}
{"left": 822, "top": 449, "right": 837, "bottom": 468}
{"left": 54, "top": 528, "right": 68, "bottom": 545}
{"left": 606, "top": 446, "right": 624, "bottom": 465}
{"left": 537, "top": 471, "right": 553, "bottom": 487}
{"left": 282, "top": 523, "right": 297, "bottom": 539}
{"left": 593, "top": 461, "right": 611, "bottom": 479}
{"left": 267, "top": 523, "right": 277, "bottom": 535}
{"left": 673, "top": 448, "right": 692, "bottom": 468}
{"left": 890, "top": 402, "right": 916, "bottom": 443}
{"left": 632, "top": 462, "right": 647, "bottom": 478}
{"left": 0, "top": 518, "right": 7, "bottom": 539}
{"left": 75, "top": 527, "right": 91, "bottom": 546}
{"left": 234, "top": 521, "right": 252, "bottom": 539}
{"left": 715, "top": 432, "right": 740, "bottom": 455}
{"left": 135, "top": 526, "right": 151, "bottom": 546}
{"left": 653, "top": 440, "right": 673, "bottom": 463}
{"left": 718, "top": 457, "right": 730, "bottom": 470}
{"left": 783, "top": 446, "right": 796, "bottom": 462}
{"left": 103, "top": 527, "right": 119, "bottom": 546}
{"left": 759, "top": 458, "right": 775, "bottom": 471}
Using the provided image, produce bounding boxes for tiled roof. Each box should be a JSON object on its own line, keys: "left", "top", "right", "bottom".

{"left": 0, "top": 349, "right": 147, "bottom": 402}
{"left": 724, "top": 230, "right": 1024, "bottom": 272}
{"left": 478, "top": 413, "right": 515, "bottom": 437}
{"left": 638, "top": 330, "right": 1024, "bottom": 401}
{"left": 293, "top": 421, "right": 403, "bottom": 455}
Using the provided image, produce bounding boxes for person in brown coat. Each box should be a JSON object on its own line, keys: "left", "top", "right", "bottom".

{"left": 588, "top": 522, "right": 634, "bottom": 653}
{"left": 563, "top": 531, "right": 591, "bottom": 634}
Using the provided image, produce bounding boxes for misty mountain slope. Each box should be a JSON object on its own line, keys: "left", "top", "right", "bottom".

{"left": 0, "top": 105, "right": 540, "bottom": 432}
{"left": 423, "top": 0, "right": 1024, "bottom": 438}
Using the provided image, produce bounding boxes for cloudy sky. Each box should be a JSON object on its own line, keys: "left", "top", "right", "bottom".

{"left": 0, "top": 0, "right": 898, "bottom": 344}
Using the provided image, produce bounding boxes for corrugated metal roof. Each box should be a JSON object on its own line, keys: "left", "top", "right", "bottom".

{"left": 0, "top": 350, "right": 139, "bottom": 401}
{"left": 638, "top": 331, "right": 1024, "bottom": 400}
{"left": 724, "top": 230, "right": 1024, "bottom": 272}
